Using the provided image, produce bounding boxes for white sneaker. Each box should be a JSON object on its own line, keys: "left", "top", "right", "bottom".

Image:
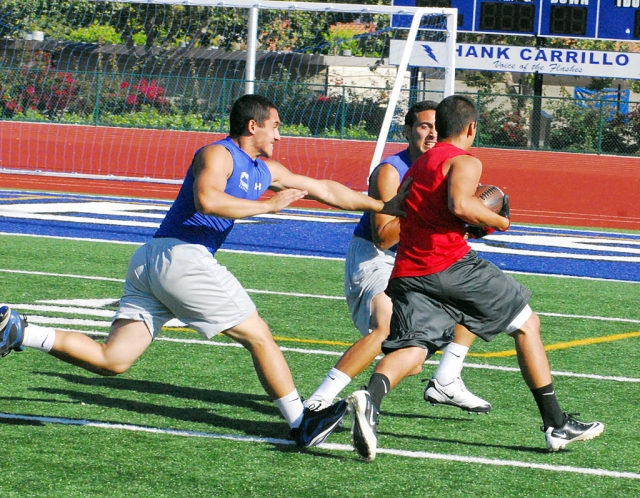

{"left": 347, "top": 390, "right": 379, "bottom": 462}
{"left": 424, "top": 377, "right": 492, "bottom": 414}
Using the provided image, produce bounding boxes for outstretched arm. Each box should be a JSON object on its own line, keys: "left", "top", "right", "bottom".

{"left": 192, "top": 145, "right": 308, "bottom": 219}
{"left": 266, "top": 159, "right": 410, "bottom": 217}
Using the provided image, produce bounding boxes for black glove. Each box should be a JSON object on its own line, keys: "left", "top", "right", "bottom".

{"left": 467, "top": 225, "right": 495, "bottom": 239}
{"left": 498, "top": 194, "right": 510, "bottom": 232}
{"left": 499, "top": 194, "right": 510, "bottom": 220}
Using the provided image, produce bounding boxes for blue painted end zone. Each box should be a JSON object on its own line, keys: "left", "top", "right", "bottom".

{"left": 1, "top": 189, "right": 639, "bottom": 283}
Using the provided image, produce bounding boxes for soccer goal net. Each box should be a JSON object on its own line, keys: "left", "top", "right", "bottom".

{"left": 0, "top": 0, "right": 456, "bottom": 192}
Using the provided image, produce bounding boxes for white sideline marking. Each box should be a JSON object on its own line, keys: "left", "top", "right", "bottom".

{"left": 0, "top": 231, "right": 143, "bottom": 246}
{"left": 5, "top": 296, "right": 640, "bottom": 384}
{"left": 470, "top": 234, "right": 640, "bottom": 262}
{"left": 18, "top": 326, "right": 640, "bottom": 384}
{"left": 0, "top": 201, "right": 168, "bottom": 217}
{"left": 0, "top": 412, "right": 637, "bottom": 480}
{"left": 0, "top": 202, "right": 355, "bottom": 224}
{"left": 439, "top": 361, "right": 640, "bottom": 383}
{"left": 4, "top": 230, "right": 640, "bottom": 271}
{"left": 6, "top": 292, "right": 640, "bottom": 325}
{"left": 0, "top": 268, "right": 124, "bottom": 282}
{"left": 7, "top": 304, "right": 115, "bottom": 317}
{"left": 3, "top": 262, "right": 640, "bottom": 289}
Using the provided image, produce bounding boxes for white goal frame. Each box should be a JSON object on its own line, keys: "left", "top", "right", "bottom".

{"left": 116, "top": 1, "right": 458, "bottom": 174}
{"left": 90, "top": 0, "right": 460, "bottom": 182}
{"left": 89, "top": 0, "right": 457, "bottom": 94}
{"left": 369, "top": 6, "right": 457, "bottom": 171}
{"left": 4, "top": 1, "right": 458, "bottom": 186}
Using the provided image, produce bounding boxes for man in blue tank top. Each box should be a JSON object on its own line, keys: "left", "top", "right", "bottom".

{"left": 0, "top": 94, "right": 409, "bottom": 448}
{"left": 304, "top": 101, "right": 491, "bottom": 415}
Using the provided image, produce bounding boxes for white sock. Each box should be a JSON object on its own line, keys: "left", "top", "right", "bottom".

{"left": 275, "top": 389, "right": 305, "bottom": 429}
{"left": 21, "top": 323, "right": 56, "bottom": 353}
{"left": 434, "top": 342, "right": 469, "bottom": 386}
{"left": 305, "top": 368, "right": 352, "bottom": 408}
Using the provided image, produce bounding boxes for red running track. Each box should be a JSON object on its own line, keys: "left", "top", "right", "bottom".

{"left": 1, "top": 121, "right": 639, "bottom": 230}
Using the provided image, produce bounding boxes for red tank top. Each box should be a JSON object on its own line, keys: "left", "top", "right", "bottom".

{"left": 391, "top": 142, "right": 472, "bottom": 279}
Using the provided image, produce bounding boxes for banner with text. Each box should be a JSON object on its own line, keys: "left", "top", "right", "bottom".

{"left": 390, "top": 41, "right": 640, "bottom": 80}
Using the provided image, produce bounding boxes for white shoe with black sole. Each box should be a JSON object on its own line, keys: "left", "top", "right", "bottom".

{"left": 347, "top": 390, "right": 379, "bottom": 462}
{"left": 424, "top": 377, "right": 492, "bottom": 414}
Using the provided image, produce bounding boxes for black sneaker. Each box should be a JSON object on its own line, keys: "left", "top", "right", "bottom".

{"left": 295, "top": 399, "right": 349, "bottom": 448}
{"left": 0, "top": 306, "right": 26, "bottom": 357}
{"left": 544, "top": 413, "right": 604, "bottom": 451}
{"left": 347, "top": 389, "right": 379, "bottom": 462}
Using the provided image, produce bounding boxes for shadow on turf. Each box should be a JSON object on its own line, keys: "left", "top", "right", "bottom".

{"left": 0, "top": 416, "right": 44, "bottom": 427}
{"left": 9, "top": 372, "right": 547, "bottom": 455}
{"left": 384, "top": 431, "right": 548, "bottom": 454}
{"left": 36, "top": 371, "right": 274, "bottom": 412}
{"left": 21, "top": 371, "right": 296, "bottom": 440}
{"left": 384, "top": 410, "right": 481, "bottom": 423}
{"left": 378, "top": 407, "right": 549, "bottom": 454}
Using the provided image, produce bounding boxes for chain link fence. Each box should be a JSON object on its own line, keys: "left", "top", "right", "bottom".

{"left": 471, "top": 90, "right": 640, "bottom": 155}
{"left": 2, "top": 0, "right": 639, "bottom": 157}
{"left": 2, "top": 58, "right": 639, "bottom": 155}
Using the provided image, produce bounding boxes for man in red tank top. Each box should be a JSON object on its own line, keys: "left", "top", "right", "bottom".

{"left": 346, "top": 95, "right": 604, "bottom": 462}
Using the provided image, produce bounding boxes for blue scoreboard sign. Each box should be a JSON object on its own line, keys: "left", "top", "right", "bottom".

{"left": 392, "top": 0, "right": 640, "bottom": 41}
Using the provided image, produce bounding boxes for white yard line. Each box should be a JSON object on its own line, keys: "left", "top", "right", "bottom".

{"left": 4, "top": 295, "right": 640, "bottom": 384}
{"left": 2, "top": 267, "right": 640, "bottom": 301}
{"left": 14, "top": 326, "right": 638, "bottom": 384}
{"left": 0, "top": 412, "right": 637, "bottom": 480}
{"left": 0, "top": 268, "right": 125, "bottom": 282}
{"left": 4, "top": 230, "right": 640, "bottom": 272}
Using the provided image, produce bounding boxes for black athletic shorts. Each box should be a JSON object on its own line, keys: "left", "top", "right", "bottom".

{"left": 382, "top": 250, "right": 532, "bottom": 355}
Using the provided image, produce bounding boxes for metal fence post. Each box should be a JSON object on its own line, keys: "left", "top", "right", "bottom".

{"left": 597, "top": 95, "right": 604, "bottom": 154}
{"left": 93, "top": 72, "right": 102, "bottom": 126}
{"left": 219, "top": 78, "right": 227, "bottom": 133}
{"left": 475, "top": 93, "right": 482, "bottom": 147}
{"left": 340, "top": 86, "right": 346, "bottom": 139}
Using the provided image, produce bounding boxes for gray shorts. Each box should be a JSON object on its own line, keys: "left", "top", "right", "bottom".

{"left": 344, "top": 236, "right": 396, "bottom": 336}
{"left": 382, "top": 250, "right": 532, "bottom": 355}
{"left": 114, "top": 238, "right": 256, "bottom": 339}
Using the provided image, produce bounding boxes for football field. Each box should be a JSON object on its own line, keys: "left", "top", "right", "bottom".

{"left": 1, "top": 190, "right": 639, "bottom": 497}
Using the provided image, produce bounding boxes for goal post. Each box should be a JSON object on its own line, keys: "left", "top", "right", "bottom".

{"left": 370, "top": 6, "right": 457, "bottom": 172}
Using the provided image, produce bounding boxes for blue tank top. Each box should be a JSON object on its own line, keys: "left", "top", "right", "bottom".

{"left": 154, "top": 137, "right": 272, "bottom": 254}
{"left": 352, "top": 148, "right": 412, "bottom": 245}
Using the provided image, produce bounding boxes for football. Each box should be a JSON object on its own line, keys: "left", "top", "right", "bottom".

{"left": 475, "top": 184, "right": 504, "bottom": 213}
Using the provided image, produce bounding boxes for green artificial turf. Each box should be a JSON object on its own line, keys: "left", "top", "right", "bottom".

{"left": 1, "top": 234, "right": 639, "bottom": 497}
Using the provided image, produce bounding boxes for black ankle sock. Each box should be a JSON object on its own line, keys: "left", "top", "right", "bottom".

{"left": 367, "top": 373, "right": 391, "bottom": 408}
{"left": 531, "top": 383, "right": 566, "bottom": 429}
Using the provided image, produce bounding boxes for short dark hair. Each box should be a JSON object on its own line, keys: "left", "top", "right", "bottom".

{"left": 404, "top": 100, "right": 439, "bottom": 128}
{"left": 435, "top": 95, "right": 479, "bottom": 139}
{"left": 229, "top": 94, "right": 278, "bottom": 138}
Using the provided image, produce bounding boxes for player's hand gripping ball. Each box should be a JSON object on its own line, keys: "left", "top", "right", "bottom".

{"left": 467, "top": 185, "right": 510, "bottom": 239}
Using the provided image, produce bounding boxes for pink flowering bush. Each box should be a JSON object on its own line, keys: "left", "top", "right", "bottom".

{"left": 477, "top": 106, "right": 529, "bottom": 148}
{"left": 103, "top": 78, "right": 169, "bottom": 114}
{"left": 1, "top": 51, "right": 84, "bottom": 118}
{"left": 501, "top": 111, "right": 528, "bottom": 146}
